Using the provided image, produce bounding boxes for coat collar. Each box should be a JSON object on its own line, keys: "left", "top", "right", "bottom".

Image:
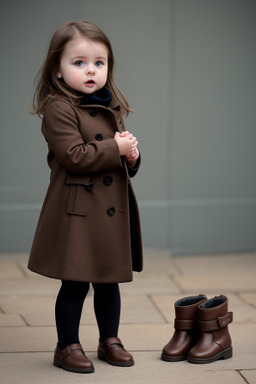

{"left": 46, "top": 88, "right": 121, "bottom": 113}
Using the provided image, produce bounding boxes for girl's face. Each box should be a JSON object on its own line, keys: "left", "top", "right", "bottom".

{"left": 57, "top": 35, "right": 108, "bottom": 94}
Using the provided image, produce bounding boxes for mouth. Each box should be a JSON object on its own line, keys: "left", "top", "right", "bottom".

{"left": 86, "top": 80, "right": 95, "bottom": 87}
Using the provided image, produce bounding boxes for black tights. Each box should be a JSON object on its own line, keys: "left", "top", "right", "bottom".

{"left": 55, "top": 281, "right": 121, "bottom": 350}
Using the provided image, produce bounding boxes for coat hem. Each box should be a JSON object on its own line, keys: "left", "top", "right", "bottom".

{"left": 27, "top": 265, "right": 134, "bottom": 284}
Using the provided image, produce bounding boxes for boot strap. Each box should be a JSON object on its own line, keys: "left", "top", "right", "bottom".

{"left": 174, "top": 318, "right": 197, "bottom": 330}
{"left": 199, "top": 312, "right": 233, "bottom": 331}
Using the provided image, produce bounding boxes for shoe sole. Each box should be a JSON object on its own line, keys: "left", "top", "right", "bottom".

{"left": 161, "top": 353, "right": 187, "bottom": 362}
{"left": 53, "top": 356, "right": 95, "bottom": 373}
{"left": 98, "top": 350, "right": 134, "bottom": 367}
{"left": 187, "top": 346, "right": 233, "bottom": 364}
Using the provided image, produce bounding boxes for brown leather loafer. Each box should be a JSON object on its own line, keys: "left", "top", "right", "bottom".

{"left": 98, "top": 337, "right": 134, "bottom": 367}
{"left": 53, "top": 343, "right": 94, "bottom": 373}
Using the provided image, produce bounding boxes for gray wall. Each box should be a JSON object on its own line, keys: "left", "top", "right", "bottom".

{"left": 1, "top": 0, "right": 256, "bottom": 254}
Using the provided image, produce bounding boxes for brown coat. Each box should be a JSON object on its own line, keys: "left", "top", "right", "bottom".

{"left": 28, "top": 95, "right": 143, "bottom": 283}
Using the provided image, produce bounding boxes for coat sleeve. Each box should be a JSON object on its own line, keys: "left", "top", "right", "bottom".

{"left": 42, "top": 99, "right": 122, "bottom": 174}
{"left": 125, "top": 154, "right": 141, "bottom": 178}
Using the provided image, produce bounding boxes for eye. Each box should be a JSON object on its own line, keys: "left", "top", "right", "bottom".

{"left": 74, "top": 60, "right": 84, "bottom": 67}
{"left": 95, "top": 61, "right": 104, "bottom": 67}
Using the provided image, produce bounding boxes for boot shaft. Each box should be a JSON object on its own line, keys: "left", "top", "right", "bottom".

{"left": 198, "top": 295, "right": 233, "bottom": 331}
{"left": 175, "top": 295, "right": 207, "bottom": 322}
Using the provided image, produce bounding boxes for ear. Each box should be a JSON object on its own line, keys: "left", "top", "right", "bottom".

{"left": 56, "top": 69, "right": 62, "bottom": 79}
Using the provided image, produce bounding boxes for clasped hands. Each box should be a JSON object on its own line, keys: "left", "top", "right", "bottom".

{"left": 114, "top": 131, "right": 139, "bottom": 166}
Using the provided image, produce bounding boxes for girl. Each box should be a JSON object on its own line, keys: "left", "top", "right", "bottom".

{"left": 28, "top": 21, "right": 143, "bottom": 374}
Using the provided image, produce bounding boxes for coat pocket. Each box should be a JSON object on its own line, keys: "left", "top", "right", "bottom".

{"left": 66, "top": 174, "right": 90, "bottom": 216}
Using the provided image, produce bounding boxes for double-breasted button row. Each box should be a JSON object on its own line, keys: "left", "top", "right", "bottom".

{"left": 89, "top": 108, "right": 98, "bottom": 117}
{"left": 107, "top": 206, "right": 115, "bottom": 216}
{"left": 103, "top": 176, "right": 113, "bottom": 186}
{"left": 95, "top": 133, "right": 103, "bottom": 141}
{"left": 85, "top": 182, "right": 94, "bottom": 192}
{"left": 85, "top": 176, "right": 113, "bottom": 192}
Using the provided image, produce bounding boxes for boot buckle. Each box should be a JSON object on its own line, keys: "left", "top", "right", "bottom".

{"left": 217, "top": 312, "right": 233, "bottom": 328}
{"left": 199, "top": 312, "right": 233, "bottom": 331}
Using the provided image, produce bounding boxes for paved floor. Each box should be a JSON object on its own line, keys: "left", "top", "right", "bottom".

{"left": 0, "top": 249, "right": 256, "bottom": 384}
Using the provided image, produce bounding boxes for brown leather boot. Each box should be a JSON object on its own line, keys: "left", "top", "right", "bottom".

{"left": 187, "top": 295, "right": 233, "bottom": 364}
{"left": 161, "top": 294, "right": 207, "bottom": 361}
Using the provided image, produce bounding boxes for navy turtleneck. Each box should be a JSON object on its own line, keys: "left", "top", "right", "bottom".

{"left": 78, "top": 87, "right": 112, "bottom": 107}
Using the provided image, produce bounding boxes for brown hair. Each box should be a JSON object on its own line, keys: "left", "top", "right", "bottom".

{"left": 32, "top": 21, "right": 132, "bottom": 117}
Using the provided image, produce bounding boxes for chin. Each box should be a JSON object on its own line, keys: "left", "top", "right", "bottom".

{"left": 83, "top": 88, "right": 97, "bottom": 94}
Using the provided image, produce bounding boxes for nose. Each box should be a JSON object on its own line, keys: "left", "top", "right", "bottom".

{"left": 86, "top": 63, "right": 95, "bottom": 75}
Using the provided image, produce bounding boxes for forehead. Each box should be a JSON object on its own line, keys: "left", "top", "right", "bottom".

{"left": 63, "top": 35, "right": 108, "bottom": 57}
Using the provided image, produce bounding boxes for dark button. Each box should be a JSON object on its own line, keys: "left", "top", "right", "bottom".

{"left": 85, "top": 182, "right": 94, "bottom": 192}
{"left": 95, "top": 133, "right": 103, "bottom": 141}
{"left": 104, "top": 176, "right": 113, "bottom": 186}
{"left": 107, "top": 206, "right": 115, "bottom": 216}
{"left": 89, "top": 108, "right": 98, "bottom": 117}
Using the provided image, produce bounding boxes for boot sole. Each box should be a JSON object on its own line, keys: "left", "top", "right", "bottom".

{"left": 187, "top": 346, "right": 233, "bottom": 364}
{"left": 53, "top": 356, "right": 95, "bottom": 373}
{"left": 98, "top": 350, "right": 134, "bottom": 367}
{"left": 161, "top": 353, "right": 187, "bottom": 362}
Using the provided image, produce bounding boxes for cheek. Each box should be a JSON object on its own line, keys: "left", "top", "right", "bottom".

{"left": 66, "top": 70, "right": 83, "bottom": 85}
{"left": 72, "top": 72, "right": 83, "bottom": 82}
{"left": 100, "top": 69, "right": 108, "bottom": 84}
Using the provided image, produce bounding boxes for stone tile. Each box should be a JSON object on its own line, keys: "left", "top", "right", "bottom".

{"left": 240, "top": 293, "right": 256, "bottom": 307}
{"left": 240, "top": 370, "right": 256, "bottom": 384}
{"left": 174, "top": 271, "right": 256, "bottom": 292}
{"left": 0, "top": 324, "right": 172, "bottom": 353}
{"left": 0, "top": 253, "right": 28, "bottom": 262}
{"left": 0, "top": 313, "right": 26, "bottom": 326}
{"left": 172, "top": 253, "right": 256, "bottom": 275}
{"left": 0, "top": 293, "right": 164, "bottom": 326}
{"left": 0, "top": 262, "right": 24, "bottom": 278}
{"left": 0, "top": 253, "right": 39, "bottom": 279}
{"left": 11, "top": 305, "right": 55, "bottom": 327}
{"left": 0, "top": 295, "right": 68, "bottom": 327}
{"left": 0, "top": 295, "right": 56, "bottom": 313}
{"left": 228, "top": 323, "right": 256, "bottom": 370}
{"left": 0, "top": 325, "right": 98, "bottom": 353}
{"left": 0, "top": 351, "right": 247, "bottom": 384}
{"left": 0, "top": 277, "right": 61, "bottom": 296}
{"left": 81, "top": 294, "right": 166, "bottom": 325}
{"left": 150, "top": 294, "right": 177, "bottom": 323}
{"left": 142, "top": 248, "right": 179, "bottom": 275}
{"left": 120, "top": 295, "right": 165, "bottom": 324}
{"left": 231, "top": 303, "right": 256, "bottom": 323}
{"left": 120, "top": 273, "right": 180, "bottom": 295}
